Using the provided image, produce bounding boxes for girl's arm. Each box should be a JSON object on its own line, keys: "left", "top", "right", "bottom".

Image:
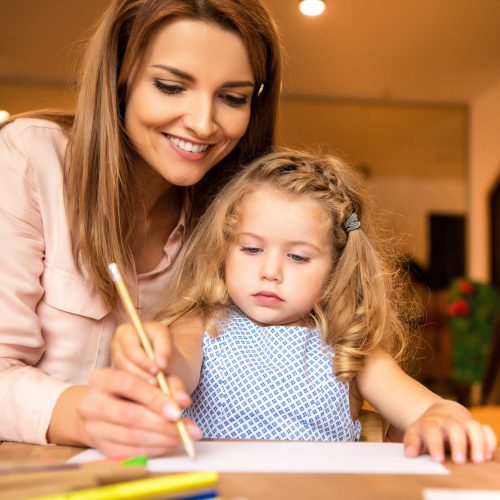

{"left": 355, "top": 348, "right": 497, "bottom": 463}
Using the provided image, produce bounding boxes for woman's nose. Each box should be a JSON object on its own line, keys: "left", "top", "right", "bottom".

{"left": 182, "top": 95, "right": 217, "bottom": 139}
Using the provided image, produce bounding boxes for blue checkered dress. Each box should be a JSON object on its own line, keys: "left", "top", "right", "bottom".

{"left": 183, "top": 308, "right": 361, "bottom": 441}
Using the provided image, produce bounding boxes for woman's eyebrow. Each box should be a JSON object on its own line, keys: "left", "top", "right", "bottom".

{"left": 151, "top": 64, "right": 254, "bottom": 88}
{"left": 152, "top": 64, "right": 194, "bottom": 81}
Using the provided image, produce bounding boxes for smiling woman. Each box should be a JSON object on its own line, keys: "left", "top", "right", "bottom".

{"left": 0, "top": 0, "right": 282, "bottom": 456}
{"left": 125, "top": 19, "right": 255, "bottom": 191}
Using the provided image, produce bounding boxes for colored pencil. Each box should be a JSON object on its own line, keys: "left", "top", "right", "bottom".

{"left": 27, "top": 471, "right": 219, "bottom": 500}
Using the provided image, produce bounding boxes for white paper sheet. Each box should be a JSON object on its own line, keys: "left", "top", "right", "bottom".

{"left": 423, "top": 489, "right": 500, "bottom": 500}
{"left": 69, "top": 441, "right": 449, "bottom": 475}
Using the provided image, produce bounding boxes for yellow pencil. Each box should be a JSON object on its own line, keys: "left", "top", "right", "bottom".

{"left": 107, "top": 262, "right": 196, "bottom": 459}
{"left": 27, "top": 471, "right": 219, "bottom": 500}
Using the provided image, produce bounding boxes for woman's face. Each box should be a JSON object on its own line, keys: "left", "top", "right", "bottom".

{"left": 125, "top": 18, "right": 255, "bottom": 188}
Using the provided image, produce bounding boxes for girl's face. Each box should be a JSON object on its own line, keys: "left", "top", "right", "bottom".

{"left": 125, "top": 18, "right": 254, "bottom": 188}
{"left": 225, "top": 186, "right": 333, "bottom": 326}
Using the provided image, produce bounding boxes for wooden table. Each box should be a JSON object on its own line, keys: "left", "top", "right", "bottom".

{"left": 1, "top": 442, "right": 499, "bottom": 499}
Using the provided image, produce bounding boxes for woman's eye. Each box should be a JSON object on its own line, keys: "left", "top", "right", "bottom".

{"left": 241, "top": 246, "right": 262, "bottom": 254}
{"left": 289, "top": 254, "right": 310, "bottom": 263}
{"left": 154, "top": 80, "right": 184, "bottom": 95}
{"left": 222, "top": 94, "right": 248, "bottom": 107}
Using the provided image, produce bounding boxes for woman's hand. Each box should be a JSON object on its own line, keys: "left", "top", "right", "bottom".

{"left": 403, "top": 400, "right": 497, "bottom": 463}
{"left": 111, "top": 321, "right": 171, "bottom": 384}
{"left": 77, "top": 367, "right": 202, "bottom": 457}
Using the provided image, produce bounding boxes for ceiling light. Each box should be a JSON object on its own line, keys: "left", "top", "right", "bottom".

{"left": 299, "top": 0, "right": 326, "bottom": 16}
{"left": 0, "top": 110, "right": 10, "bottom": 123}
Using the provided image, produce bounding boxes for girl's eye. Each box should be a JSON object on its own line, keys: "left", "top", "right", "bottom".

{"left": 241, "top": 246, "right": 262, "bottom": 255}
{"left": 289, "top": 254, "right": 310, "bottom": 263}
{"left": 154, "top": 79, "right": 184, "bottom": 95}
{"left": 221, "top": 93, "right": 248, "bottom": 107}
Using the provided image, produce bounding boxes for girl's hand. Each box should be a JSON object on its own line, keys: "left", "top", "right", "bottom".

{"left": 111, "top": 322, "right": 171, "bottom": 384}
{"left": 403, "top": 400, "right": 497, "bottom": 463}
{"left": 77, "top": 367, "right": 202, "bottom": 457}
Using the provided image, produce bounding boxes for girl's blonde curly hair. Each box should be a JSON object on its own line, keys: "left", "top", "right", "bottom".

{"left": 156, "top": 148, "right": 409, "bottom": 381}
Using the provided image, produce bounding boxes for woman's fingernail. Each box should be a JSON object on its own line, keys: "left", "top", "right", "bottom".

{"left": 474, "top": 453, "right": 484, "bottom": 462}
{"left": 454, "top": 452, "right": 465, "bottom": 463}
{"left": 149, "top": 366, "right": 158, "bottom": 375}
{"left": 163, "top": 404, "right": 181, "bottom": 421}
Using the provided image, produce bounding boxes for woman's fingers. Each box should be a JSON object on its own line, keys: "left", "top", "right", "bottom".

{"left": 79, "top": 368, "right": 202, "bottom": 457}
{"left": 88, "top": 368, "right": 193, "bottom": 419}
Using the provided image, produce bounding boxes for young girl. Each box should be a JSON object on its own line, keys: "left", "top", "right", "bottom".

{"left": 112, "top": 149, "right": 497, "bottom": 462}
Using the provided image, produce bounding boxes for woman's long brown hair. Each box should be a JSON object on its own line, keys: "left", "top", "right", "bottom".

{"left": 4, "top": 0, "right": 282, "bottom": 307}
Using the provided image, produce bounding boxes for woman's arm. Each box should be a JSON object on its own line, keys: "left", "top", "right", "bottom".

{"left": 0, "top": 120, "right": 73, "bottom": 444}
{"left": 356, "top": 348, "right": 497, "bottom": 463}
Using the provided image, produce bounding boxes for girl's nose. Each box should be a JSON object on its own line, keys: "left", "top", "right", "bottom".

{"left": 182, "top": 95, "right": 217, "bottom": 139}
{"left": 260, "top": 255, "right": 283, "bottom": 283}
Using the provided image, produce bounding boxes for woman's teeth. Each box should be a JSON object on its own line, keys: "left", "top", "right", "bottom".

{"left": 167, "top": 135, "right": 209, "bottom": 153}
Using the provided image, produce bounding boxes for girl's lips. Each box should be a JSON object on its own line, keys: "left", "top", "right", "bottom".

{"left": 253, "top": 292, "right": 284, "bottom": 305}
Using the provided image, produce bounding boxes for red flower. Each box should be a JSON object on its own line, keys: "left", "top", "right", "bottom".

{"left": 447, "top": 299, "right": 471, "bottom": 317}
{"left": 458, "top": 279, "right": 474, "bottom": 295}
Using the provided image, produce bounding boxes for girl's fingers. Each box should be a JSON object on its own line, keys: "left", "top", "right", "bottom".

{"left": 443, "top": 420, "right": 468, "bottom": 464}
{"left": 463, "top": 420, "right": 487, "bottom": 463}
{"left": 114, "top": 324, "right": 157, "bottom": 375}
{"left": 417, "top": 420, "right": 445, "bottom": 463}
{"left": 403, "top": 425, "right": 423, "bottom": 458}
{"left": 482, "top": 424, "right": 498, "bottom": 459}
{"left": 144, "top": 322, "right": 171, "bottom": 370}
{"left": 464, "top": 422, "right": 497, "bottom": 462}
{"left": 405, "top": 417, "right": 497, "bottom": 464}
{"left": 111, "top": 348, "right": 157, "bottom": 384}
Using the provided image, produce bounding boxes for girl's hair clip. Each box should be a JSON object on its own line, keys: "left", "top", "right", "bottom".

{"left": 257, "top": 83, "right": 264, "bottom": 96}
{"left": 344, "top": 213, "right": 361, "bottom": 233}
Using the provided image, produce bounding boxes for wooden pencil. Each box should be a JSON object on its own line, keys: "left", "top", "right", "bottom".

{"left": 107, "top": 263, "right": 196, "bottom": 459}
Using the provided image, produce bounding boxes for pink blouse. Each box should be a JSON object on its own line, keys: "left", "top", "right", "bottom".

{"left": 0, "top": 119, "right": 184, "bottom": 444}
